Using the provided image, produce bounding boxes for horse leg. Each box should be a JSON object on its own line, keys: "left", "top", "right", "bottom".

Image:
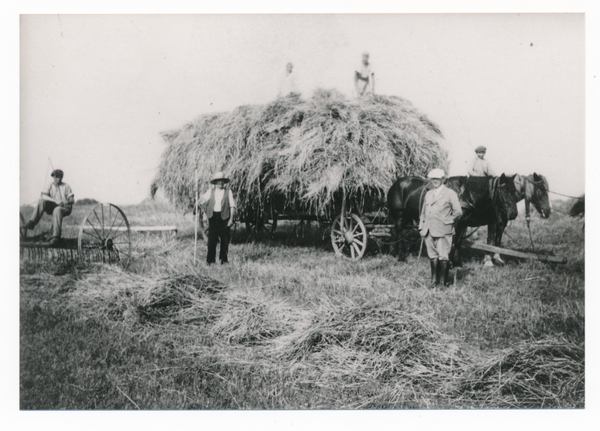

{"left": 482, "top": 221, "right": 496, "bottom": 267}
{"left": 492, "top": 221, "right": 506, "bottom": 266}
{"left": 393, "top": 215, "right": 407, "bottom": 262}
{"left": 451, "top": 220, "right": 466, "bottom": 267}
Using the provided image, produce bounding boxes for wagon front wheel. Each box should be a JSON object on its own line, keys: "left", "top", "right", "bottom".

{"left": 331, "top": 213, "right": 368, "bottom": 259}
{"left": 78, "top": 203, "right": 132, "bottom": 269}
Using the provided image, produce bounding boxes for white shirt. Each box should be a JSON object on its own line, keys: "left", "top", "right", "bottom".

{"left": 199, "top": 188, "right": 236, "bottom": 211}
{"left": 278, "top": 72, "right": 298, "bottom": 97}
{"left": 468, "top": 157, "right": 495, "bottom": 177}
{"left": 44, "top": 182, "right": 74, "bottom": 203}
{"left": 355, "top": 62, "right": 374, "bottom": 95}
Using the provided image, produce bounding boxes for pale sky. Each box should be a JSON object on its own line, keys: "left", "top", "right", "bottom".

{"left": 19, "top": 12, "right": 589, "bottom": 206}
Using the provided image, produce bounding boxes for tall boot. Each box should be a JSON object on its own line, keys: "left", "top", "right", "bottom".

{"left": 440, "top": 260, "right": 451, "bottom": 286}
{"left": 429, "top": 258, "right": 439, "bottom": 286}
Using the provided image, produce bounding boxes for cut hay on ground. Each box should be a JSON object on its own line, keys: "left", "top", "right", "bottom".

{"left": 271, "top": 301, "right": 467, "bottom": 389}
{"left": 210, "top": 291, "right": 296, "bottom": 345}
{"left": 457, "top": 337, "right": 584, "bottom": 408}
{"left": 128, "top": 274, "right": 226, "bottom": 324}
{"left": 153, "top": 90, "right": 447, "bottom": 217}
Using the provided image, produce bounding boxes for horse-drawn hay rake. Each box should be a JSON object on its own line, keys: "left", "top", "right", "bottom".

{"left": 20, "top": 203, "right": 132, "bottom": 269}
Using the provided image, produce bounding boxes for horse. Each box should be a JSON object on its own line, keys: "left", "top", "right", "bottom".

{"left": 387, "top": 174, "right": 518, "bottom": 267}
{"left": 513, "top": 173, "right": 551, "bottom": 219}
{"left": 569, "top": 195, "right": 585, "bottom": 219}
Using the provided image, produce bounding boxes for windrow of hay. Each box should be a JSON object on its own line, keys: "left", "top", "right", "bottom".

{"left": 271, "top": 301, "right": 467, "bottom": 387}
{"left": 210, "top": 291, "right": 297, "bottom": 345}
{"left": 457, "top": 337, "right": 584, "bottom": 408}
{"left": 130, "top": 274, "right": 227, "bottom": 324}
{"left": 66, "top": 268, "right": 227, "bottom": 325}
{"left": 154, "top": 90, "right": 447, "bottom": 218}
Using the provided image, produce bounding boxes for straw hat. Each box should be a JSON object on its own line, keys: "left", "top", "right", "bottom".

{"left": 210, "top": 171, "right": 230, "bottom": 184}
{"left": 427, "top": 168, "right": 446, "bottom": 179}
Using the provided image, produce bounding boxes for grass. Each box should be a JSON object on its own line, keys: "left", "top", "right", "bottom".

{"left": 19, "top": 198, "right": 584, "bottom": 409}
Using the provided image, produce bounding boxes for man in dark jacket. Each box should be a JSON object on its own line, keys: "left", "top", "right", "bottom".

{"left": 199, "top": 171, "right": 237, "bottom": 265}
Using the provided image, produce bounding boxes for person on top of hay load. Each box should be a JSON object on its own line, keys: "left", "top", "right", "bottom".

{"left": 199, "top": 171, "right": 237, "bottom": 265}
{"left": 419, "top": 168, "right": 462, "bottom": 287}
{"left": 354, "top": 52, "right": 375, "bottom": 97}
{"left": 24, "top": 169, "right": 75, "bottom": 245}
{"left": 468, "top": 145, "right": 495, "bottom": 177}
{"left": 277, "top": 62, "right": 298, "bottom": 97}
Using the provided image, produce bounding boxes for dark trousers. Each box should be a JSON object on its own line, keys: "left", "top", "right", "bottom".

{"left": 29, "top": 199, "right": 72, "bottom": 238}
{"left": 207, "top": 212, "right": 230, "bottom": 264}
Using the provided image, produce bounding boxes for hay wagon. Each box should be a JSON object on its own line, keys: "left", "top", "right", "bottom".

{"left": 240, "top": 186, "right": 394, "bottom": 260}
{"left": 20, "top": 202, "right": 132, "bottom": 269}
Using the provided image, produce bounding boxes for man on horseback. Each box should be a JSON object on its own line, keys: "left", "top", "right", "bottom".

{"left": 23, "top": 169, "right": 75, "bottom": 245}
{"left": 418, "top": 169, "right": 462, "bottom": 287}
{"left": 468, "top": 145, "right": 495, "bottom": 177}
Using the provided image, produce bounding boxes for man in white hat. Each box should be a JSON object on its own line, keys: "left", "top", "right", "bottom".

{"left": 199, "top": 171, "right": 237, "bottom": 265}
{"left": 24, "top": 169, "right": 74, "bottom": 245}
{"left": 419, "top": 168, "right": 462, "bottom": 286}
{"left": 468, "top": 145, "right": 495, "bottom": 177}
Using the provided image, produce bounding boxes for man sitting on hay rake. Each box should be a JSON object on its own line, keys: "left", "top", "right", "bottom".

{"left": 23, "top": 169, "right": 74, "bottom": 245}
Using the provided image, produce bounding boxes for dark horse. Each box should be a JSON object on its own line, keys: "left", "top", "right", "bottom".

{"left": 387, "top": 174, "right": 518, "bottom": 267}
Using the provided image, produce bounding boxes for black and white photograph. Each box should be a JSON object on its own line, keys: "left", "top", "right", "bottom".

{"left": 8, "top": 1, "right": 599, "bottom": 429}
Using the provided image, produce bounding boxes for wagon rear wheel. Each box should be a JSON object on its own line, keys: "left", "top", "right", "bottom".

{"left": 78, "top": 203, "right": 132, "bottom": 269}
{"left": 331, "top": 213, "right": 368, "bottom": 259}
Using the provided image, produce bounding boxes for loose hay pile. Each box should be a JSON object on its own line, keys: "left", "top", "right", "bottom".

{"left": 272, "top": 302, "right": 467, "bottom": 389}
{"left": 153, "top": 90, "right": 447, "bottom": 217}
{"left": 130, "top": 274, "right": 226, "bottom": 324}
{"left": 457, "top": 337, "right": 584, "bottom": 408}
{"left": 210, "top": 292, "right": 296, "bottom": 345}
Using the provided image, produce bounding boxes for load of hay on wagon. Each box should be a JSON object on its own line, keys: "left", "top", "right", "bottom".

{"left": 152, "top": 89, "right": 448, "bottom": 219}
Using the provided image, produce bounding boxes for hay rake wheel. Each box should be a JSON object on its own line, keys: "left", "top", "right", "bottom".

{"left": 331, "top": 212, "right": 368, "bottom": 260}
{"left": 78, "top": 203, "right": 132, "bottom": 269}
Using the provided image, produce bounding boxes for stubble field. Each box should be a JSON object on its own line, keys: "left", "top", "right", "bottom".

{"left": 19, "top": 198, "right": 585, "bottom": 409}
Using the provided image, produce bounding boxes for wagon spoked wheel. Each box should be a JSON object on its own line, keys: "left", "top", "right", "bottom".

{"left": 245, "top": 211, "right": 275, "bottom": 239}
{"left": 78, "top": 203, "right": 132, "bottom": 269}
{"left": 331, "top": 213, "right": 368, "bottom": 259}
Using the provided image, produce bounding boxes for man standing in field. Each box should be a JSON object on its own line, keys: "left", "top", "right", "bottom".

{"left": 419, "top": 168, "right": 462, "bottom": 287}
{"left": 277, "top": 62, "right": 298, "bottom": 97}
{"left": 23, "top": 169, "right": 75, "bottom": 245}
{"left": 199, "top": 171, "right": 237, "bottom": 265}
{"left": 354, "top": 52, "right": 375, "bottom": 97}
{"left": 468, "top": 145, "right": 495, "bottom": 177}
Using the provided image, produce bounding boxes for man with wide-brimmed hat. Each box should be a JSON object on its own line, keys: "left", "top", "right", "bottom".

{"left": 468, "top": 145, "right": 495, "bottom": 177}
{"left": 419, "top": 168, "right": 462, "bottom": 287}
{"left": 24, "top": 169, "right": 75, "bottom": 245}
{"left": 199, "top": 171, "right": 237, "bottom": 265}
